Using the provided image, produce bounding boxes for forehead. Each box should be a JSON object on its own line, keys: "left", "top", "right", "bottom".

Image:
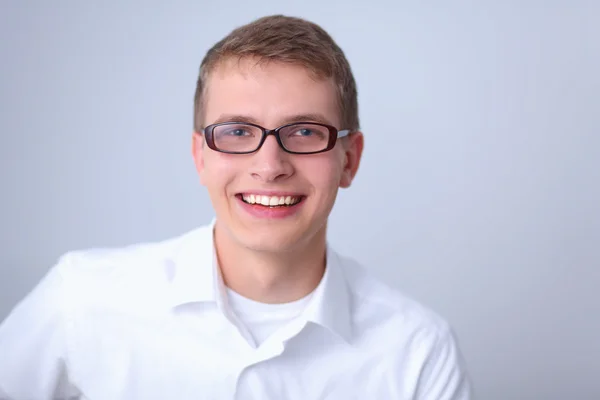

{"left": 203, "top": 58, "right": 340, "bottom": 127}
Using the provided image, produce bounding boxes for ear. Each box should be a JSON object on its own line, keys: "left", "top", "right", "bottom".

{"left": 339, "top": 131, "right": 364, "bottom": 189}
{"left": 191, "top": 132, "right": 207, "bottom": 185}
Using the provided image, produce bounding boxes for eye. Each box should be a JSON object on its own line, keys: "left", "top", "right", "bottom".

{"left": 219, "top": 126, "right": 253, "bottom": 137}
{"left": 294, "top": 128, "right": 314, "bottom": 136}
{"left": 227, "top": 128, "right": 249, "bottom": 136}
{"left": 282, "top": 124, "right": 328, "bottom": 141}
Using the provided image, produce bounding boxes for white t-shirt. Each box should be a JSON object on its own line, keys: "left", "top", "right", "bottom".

{"left": 226, "top": 287, "right": 315, "bottom": 346}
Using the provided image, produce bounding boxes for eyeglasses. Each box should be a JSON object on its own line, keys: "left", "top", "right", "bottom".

{"left": 201, "top": 122, "right": 351, "bottom": 154}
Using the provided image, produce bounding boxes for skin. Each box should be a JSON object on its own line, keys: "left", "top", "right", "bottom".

{"left": 192, "top": 58, "right": 364, "bottom": 304}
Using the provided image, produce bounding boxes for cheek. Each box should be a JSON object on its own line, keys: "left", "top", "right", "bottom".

{"left": 202, "top": 152, "right": 238, "bottom": 191}
{"left": 303, "top": 156, "right": 344, "bottom": 192}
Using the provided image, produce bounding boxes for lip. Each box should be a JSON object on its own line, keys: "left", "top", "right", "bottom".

{"left": 235, "top": 193, "right": 305, "bottom": 219}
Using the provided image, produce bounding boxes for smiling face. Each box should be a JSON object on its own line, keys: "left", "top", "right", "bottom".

{"left": 192, "top": 58, "right": 363, "bottom": 254}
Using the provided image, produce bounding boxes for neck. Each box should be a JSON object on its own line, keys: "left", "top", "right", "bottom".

{"left": 214, "top": 222, "right": 327, "bottom": 304}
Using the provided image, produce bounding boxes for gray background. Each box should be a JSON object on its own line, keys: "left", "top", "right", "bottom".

{"left": 1, "top": 1, "right": 599, "bottom": 399}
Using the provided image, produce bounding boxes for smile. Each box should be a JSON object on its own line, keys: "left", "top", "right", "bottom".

{"left": 240, "top": 194, "right": 302, "bottom": 207}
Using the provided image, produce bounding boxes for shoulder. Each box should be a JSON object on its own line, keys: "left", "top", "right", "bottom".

{"left": 55, "top": 224, "right": 212, "bottom": 308}
{"left": 335, "top": 251, "right": 454, "bottom": 347}
{"left": 57, "top": 224, "right": 210, "bottom": 276}
{"left": 335, "top": 252, "right": 472, "bottom": 397}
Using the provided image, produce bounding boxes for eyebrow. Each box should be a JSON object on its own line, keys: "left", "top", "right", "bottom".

{"left": 212, "top": 113, "right": 335, "bottom": 127}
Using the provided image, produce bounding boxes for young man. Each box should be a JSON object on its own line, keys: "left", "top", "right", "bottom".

{"left": 0, "top": 15, "right": 472, "bottom": 400}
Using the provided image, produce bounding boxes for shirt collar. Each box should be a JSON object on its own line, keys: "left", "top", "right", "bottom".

{"left": 301, "top": 246, "right": 353, "bottom": 343}
{"left": 168, "top": 219, "right": 219, "bottom": 306}
{"left": 167, "top": 219, "right": 353, "bottom": 343}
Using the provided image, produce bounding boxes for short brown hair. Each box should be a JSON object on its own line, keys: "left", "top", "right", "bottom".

{"left": 193, "top": 15, "right": 359, "bottom": 132}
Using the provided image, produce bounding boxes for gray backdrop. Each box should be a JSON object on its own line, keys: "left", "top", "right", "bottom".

{"left": 1, "top": 1, "right": 599, "bottom": 399}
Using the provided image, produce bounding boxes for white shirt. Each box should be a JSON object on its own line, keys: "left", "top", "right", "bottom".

{"left": 0, "top": 220, "right": 472, "bottom": 400}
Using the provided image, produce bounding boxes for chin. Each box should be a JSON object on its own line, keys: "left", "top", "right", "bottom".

{"left": 215, "top": 208, "right": 328, "bottom": 253}
{"left": 236, "top": 231, "right": 304, "bottom": 254}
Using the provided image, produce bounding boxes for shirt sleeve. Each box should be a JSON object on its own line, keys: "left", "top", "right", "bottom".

{"left": 413, "top": 326, "right": 474, "bottom": 400}
{"left": 0, "top": 258, "right": 80, "bottom": 400}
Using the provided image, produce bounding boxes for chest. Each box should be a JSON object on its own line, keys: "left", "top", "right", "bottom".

{"left": 66, "top": 311, "right": 413, "bottom": 399}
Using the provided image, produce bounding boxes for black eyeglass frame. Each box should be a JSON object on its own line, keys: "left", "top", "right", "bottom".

{"left": 201, "top": 121, "right": 351, "bottom": 155}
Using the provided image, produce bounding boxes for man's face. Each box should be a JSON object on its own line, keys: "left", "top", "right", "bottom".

{"left": 192, "top": 59, "right": 363, "bottom": 253}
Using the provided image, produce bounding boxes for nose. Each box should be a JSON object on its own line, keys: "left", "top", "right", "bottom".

{"left": 249, "top": 134, "right": 294, "bottom": 183}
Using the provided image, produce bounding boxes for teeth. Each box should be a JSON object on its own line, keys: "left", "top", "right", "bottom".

{"left": 241, "top": 194, "right": 300, "bottom": 206}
